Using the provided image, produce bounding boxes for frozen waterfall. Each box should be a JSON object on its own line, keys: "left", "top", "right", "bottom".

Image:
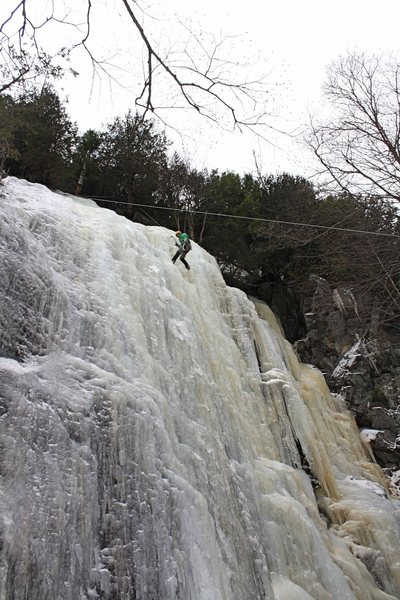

{"left": 0, "top": 177, "right": 399, "bottom": 600}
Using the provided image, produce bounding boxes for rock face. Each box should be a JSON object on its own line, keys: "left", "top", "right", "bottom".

{"left": 252, "top": 279, "right": 306, "bottom": 344}
{"left": 295, "top": 275, "right": 400, "bottom": 470}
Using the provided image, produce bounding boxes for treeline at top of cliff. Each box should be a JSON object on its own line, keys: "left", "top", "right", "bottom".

{"left": 1, "top": 86, "right": 399, "bottom": 341}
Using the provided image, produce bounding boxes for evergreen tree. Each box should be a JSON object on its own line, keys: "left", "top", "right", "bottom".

{"left": 93, "top": 112, "right": 169, "bottom": 218}
{"left": 6, "top": 86, "right": 78, "bottom": 188}
{"left": 153, "top": 153, "right": 206, "bottom": 238}
{"left": 0, "top": 94, "right": 19, "bottom": 178}
{"left": 72, "top": 129, "right": 103, "bottom": 196}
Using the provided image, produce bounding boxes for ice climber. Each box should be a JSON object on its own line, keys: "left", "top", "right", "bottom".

{"left": 172, "top": 230, "right": 191, "bottom": 270}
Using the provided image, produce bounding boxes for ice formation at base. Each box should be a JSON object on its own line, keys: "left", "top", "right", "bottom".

{"left": 0, "top": 177, "right": 399, "bottom": 600}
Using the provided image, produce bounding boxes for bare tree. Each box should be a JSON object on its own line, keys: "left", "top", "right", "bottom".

{"left": 0, "top": 0, "right": 273, "bottom": 134}
{"left": 308, "top": 52, "right": 400, "bottom": 201}
{"left": 0, "top": 1, "right": 75, "bottom": 94}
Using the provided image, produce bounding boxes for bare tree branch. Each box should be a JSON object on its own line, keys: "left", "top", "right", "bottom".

{"left": 308, "top": 52, "right": 400, "bottom": 201}
{"left": 0, "top": 0, "right": 276, "bottom": 136}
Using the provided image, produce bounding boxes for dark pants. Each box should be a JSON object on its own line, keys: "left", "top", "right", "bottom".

{"left": 172, "top": 248, "right": 190, "bottom": 270}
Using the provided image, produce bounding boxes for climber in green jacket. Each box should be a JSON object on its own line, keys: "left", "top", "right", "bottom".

{"left": 172, "top": 230, "right": 191, "bottom": 270}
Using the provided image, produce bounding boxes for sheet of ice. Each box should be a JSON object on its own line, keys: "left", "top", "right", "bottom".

{"left": 0, "top": 177, "right": 399, "bottom": 600}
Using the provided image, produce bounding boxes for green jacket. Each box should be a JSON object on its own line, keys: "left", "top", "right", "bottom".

{"left": 178, "top": 232, "right": 189, "bottom": 244}
{"left": 177, "top": 232, "right": 191, "bottom": 251}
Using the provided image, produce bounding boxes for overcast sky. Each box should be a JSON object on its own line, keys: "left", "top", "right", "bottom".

{"left": 3, "top": 0, "right": 400, "bottom": 176}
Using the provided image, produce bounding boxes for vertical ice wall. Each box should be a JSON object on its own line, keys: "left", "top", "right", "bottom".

{"left": 0, "top": 177, "right": 399, "bottom": 600}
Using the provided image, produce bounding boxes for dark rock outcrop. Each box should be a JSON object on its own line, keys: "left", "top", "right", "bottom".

{"left": 251, "top": 279, "right": 306, "bottom": 343}
{"left": 295, "top": 275, "right": 400, "bottom": 470}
